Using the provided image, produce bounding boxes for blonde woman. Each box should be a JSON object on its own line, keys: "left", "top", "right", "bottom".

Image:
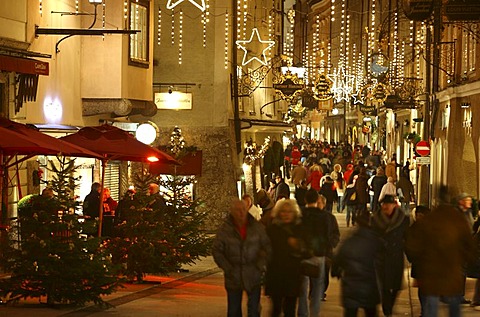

{"left": 265, "top": 199, "right": 307, "bottom": 317}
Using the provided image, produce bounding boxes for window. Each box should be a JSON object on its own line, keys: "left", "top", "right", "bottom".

{"left": 129, "top": 0, "right": 150, "bottom": 67}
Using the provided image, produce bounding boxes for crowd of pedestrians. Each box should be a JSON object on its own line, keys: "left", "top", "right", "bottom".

{"left": 212, "top": 138, "right": 480, "bottom": 317}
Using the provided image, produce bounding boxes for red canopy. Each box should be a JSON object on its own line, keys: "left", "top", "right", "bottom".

{"left": 0, "top": 117, "right": 104, "bottom": 161}
{"left": 60, "top": 124, "right": 178, "bottom": 164}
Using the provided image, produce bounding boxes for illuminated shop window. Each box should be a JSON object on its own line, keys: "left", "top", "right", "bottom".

{"left": 129, "top": 0, "right": 150, "bottom": 67}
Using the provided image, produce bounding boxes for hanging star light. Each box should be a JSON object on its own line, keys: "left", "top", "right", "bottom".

{"left": 327, "top": 67, "right": 355, "bottom": 103}
{"left": 166, "top": 0, "right": 206, "bottom": 12}
{"left": 236, "top": 28, "right": 275, "bottom": 66}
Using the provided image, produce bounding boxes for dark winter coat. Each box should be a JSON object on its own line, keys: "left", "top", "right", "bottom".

{"left": 83, "top": 190, "right": 100, "bottom": 219}
{"left": 274, "top": 181, "right": 290, "bottom": 202}
{"left": 354, "top": 174, "right": 369, "bottom": 205}
{"left": 396, "top": 175, "right": 414, "bottom": 203}
{"left": 405, "top": 204, "right": 475, "bottom": 295}
{"left": 343, "top": 185, "right": 357, "bottom": 208}
{"left": 212, "top": 214, "right": 272, "bottom": 292}
{"left": 319, "top": 181, "right": 338, "bottom": 205}
{"left": 332, "top": 225, "right": 382, "bottom": 309}
{"left": 265, "top": 222, "right": 305, "bottom": 297}
{"left": 301, "top": 207, "right": 330, "bottom": 257}
{"left": 371, "top": 207, "right": 409, "bottom": 291}
{"left": 371, "top": 174, "right": 387, "bottom": 206}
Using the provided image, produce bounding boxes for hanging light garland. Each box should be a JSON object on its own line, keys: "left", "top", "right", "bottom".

{"left": 268, "top": 14, "right": 273, "bottom": 58}
{"left": 171, "top": 8, "right": 175, "bottom": 46}
{"left": 339, "top": 0, "right": 345, "bottom": 66}
{"left": 157, "top": 8, "right": 162, "bottom": 46}
{"left": 236, "top": 0, "right": 241, "bottom": 40}
{"left": 224, "top": 11, "right": 229, "bottom": 69}
{"left": 243, "top": 137, "right": 270, "bottom": 166}
{"left": 75, "top": 0, "right": 79, "bottom": 14}
{"left": 331, "top": 0, "right": 335, "bottom": 22}
{"left": 102, "top": 0, "right": 106, "bottom": 41}
{"left": 178, "top": 10, "right": 183, "bottom": 64}
{"left": 242, "top": 0, "right": 247, "bottom": 39}
{"left": 370, "top": 0, "right": 376, "bottom": 54}
{"left": 346, "top": 14, "right": 350, "bottom": 74}
{"left": 124, "top": 1, "right": 128, "bottom": 24}
{"left": 201, "top": 11, "right": 207, "bottom": 47}
{"left": 409, "top": 20, "right": 414, "bottom": 47}
{"left": 39, "top": 0, "right": 43, "bottom": 16}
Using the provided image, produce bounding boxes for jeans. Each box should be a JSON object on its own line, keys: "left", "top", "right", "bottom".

{"left": 298, "top": 256, "right": 326, "bottom": 317}
{"left": 346, "top": 205, "right": 356, "bottom": 226}
{"left": 325, "top": 202, "right": 333, "bottom": 214}
{"left": 337, "top": 195, "right": 344, "bottom": 212}
{"left": 423, "top": 295, "right": 461, "bottom": 317}
{"left": 226, "top": 286, "right": 261, "bottom": 317}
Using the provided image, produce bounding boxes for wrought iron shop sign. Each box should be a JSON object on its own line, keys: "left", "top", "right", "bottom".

{"left": 301, "top": 90, "right": 319, "bottom": 110}
{"left": 273, "top": 70, "right": 304, "bottom": 103}
{"left": 445, "top": 0, "right": 480, "bottom": 21}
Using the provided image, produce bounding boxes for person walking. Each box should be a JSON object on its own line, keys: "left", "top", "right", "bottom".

{"left": 292, "top": 162, "right": 307, "bottom": 188}
{"left": 213, "top": 199, "right": 272, "bottom": 317}
{"left": 371, "top": 167, "right": 387, "bottom": 213}
{"left": 298, "top": 190, "right": 336, "bottom": 317}
{"left": 396, "top": 172, "right": 415, "bottom": 216}
{"left": 355, "top": 167, "right": 370, "bottom": 219}
{"left": 331, "top": 164, "right": 344, "bottom": 213}
{"left": 378, "top": 177, "right": 396, "bottom": 203}
{"left": 405, "top": 200, "right": 475, "bottom": 317}
{"left": 405, "top": 205, "right": 430, "bottom": 317}
{"left": 343, "top": 176, "right": 358, "bottom": 227}
{"left": 371, "top": 195, "right": 409, "bottom": 317}
{"left": 332, "top": 213, "right": 382, "bottom": 317}
{"left": 307, "top": 165, "right": 323, "bottom": 192}
{"left": 265, "top": 199, "right": 306, "bottom": 317}
{"left": 319, "top": 176, "right": 338, "bottom": 213}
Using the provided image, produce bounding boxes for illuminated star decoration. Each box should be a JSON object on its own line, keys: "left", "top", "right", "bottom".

{"left": 352, "top": 92, "right": 365, "bottom": 105}
{"left": 166, "top": 0, "right": 206, "bottom": 12}
{"left": 327, "top": 67, "right": 355, "bottom": 103}
{"left": 236, "top": 28, "right": 275, "bottom": 66}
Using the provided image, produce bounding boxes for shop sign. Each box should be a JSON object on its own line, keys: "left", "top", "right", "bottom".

{"left": 445, "top": 0, "right": 480, "bottom": 21}
{"left": 154, "top": 92, "right": 192, "bottom": 110}
{"left": 302, "top": 90, "right": 319, "bottom": 110}
{"left": 359, "top": 103, "right": 376, "bottom": 115}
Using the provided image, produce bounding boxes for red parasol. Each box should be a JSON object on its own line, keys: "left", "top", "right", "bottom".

{"left": 60, "top": 124, "right": 178, "bottom": 164}
{"left": 60, "top": 124, "right": 179, "bottom": 236}
{"left": 0, "top": 117, "right": 104, "bottom": 226}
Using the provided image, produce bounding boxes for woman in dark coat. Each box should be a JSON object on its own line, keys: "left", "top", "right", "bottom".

{"left": 319, "top": 176, "right": 338, "bottom": 213}
{"left": 371, "top": 167, "right": 387, "bottom": 213}
{"left": 265, "top": 199, "right": 306, "bottom": 317}
{"left": 355, "top": 167, "right": 370, "bottom": 218}
{"left": 371, "top": 195, "right": 409, "bottom": 317}
{"left": 333, "top": 215, "right": 382, "bottom": 317}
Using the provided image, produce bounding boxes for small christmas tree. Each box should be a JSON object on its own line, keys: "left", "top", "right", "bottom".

{"left": 0, "top": 157, "right": 122, "bottom": 306}
{"left": 107, "top": 128, "right": 211, "bottom": 281}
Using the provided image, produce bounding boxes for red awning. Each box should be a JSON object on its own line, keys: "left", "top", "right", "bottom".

{"left": 0, "top": 55, "right": 49, "bottom": 76}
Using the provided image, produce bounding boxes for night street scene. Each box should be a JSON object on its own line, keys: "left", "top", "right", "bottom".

{"left": 1, "top": 0, "right": 480, "bottom": 316}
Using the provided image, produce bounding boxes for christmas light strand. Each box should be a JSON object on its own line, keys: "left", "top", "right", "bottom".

{"left": 242, "top": 0, "right": 247, "bottom": 39}
{"left": 158, "top": 8, "right": 162, "bottom": 45}
{"left": 268, "top": 14, "right": 273, "bottom": 57}
{"left": 331, "top": 0, "right": 335, "bottom": 22}
{"left": 370, "top": 0, "right": 376, "bottom": 54}
{"left": 39, "top": 0, "right": 42, "bottom": 16}
{"left": 124, "top": 1, "right": 128, "bottom": 23}
{"left": 76, "top": 0, "right": 79, "bottom": 14}
{"left": 237, "top": 0, "right": 241, "bottom": 39}
{"left": 171, "top": 9, "right": 175, "bottom": 46}
{"left": 179, "top": 10, "right": 183, "bottom": 64}
{"left": 225, "top": 11, "right": 229, "bottom": 69}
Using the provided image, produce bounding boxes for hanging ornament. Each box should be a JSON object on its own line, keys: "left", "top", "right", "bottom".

{"left": 328, "top": 67, "right": 355, "bottom": 103}
{"left": 236, "top": 28, "right": 275, "bottom": 66}
{"left": 169, "top": 126, "right": 186, "bottom": 155}
{"left": 166, "top": 0, "right": 206, "bottom": 12}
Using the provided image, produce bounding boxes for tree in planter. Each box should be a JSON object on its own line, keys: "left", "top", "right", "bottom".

{"left": 107, "top": 128, "right": 211, "bottom": 281}
{"left": 0, "top": 157, "right": 122, "bottom": 307}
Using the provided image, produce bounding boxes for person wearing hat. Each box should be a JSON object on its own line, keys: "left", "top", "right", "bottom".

{"left": 456, "top": 192, "right": 475, "bottom": 233}
{"left": 371, "top": 194, "right": 409, "bottom": 317}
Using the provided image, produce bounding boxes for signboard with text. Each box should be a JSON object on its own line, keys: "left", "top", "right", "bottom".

{"left": 154, "top": 92, "right": 192, "bottom": 110}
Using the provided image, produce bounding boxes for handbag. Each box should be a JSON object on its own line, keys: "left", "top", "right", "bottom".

{"left": 300, "top": 257, "right": 322, "bottom": 278}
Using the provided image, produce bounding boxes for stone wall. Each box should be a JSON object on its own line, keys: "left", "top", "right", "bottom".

{"left": 156, "top": 125, "right": 239, "bottom": 231}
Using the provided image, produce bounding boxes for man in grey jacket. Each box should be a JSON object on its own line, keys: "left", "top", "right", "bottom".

{"left": 213, "top": 199, "right": 272, "bottom": 317}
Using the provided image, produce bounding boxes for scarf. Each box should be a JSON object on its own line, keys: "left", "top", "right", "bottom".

{"left": 371, "top": 207, "right": 405, "bottom": 233}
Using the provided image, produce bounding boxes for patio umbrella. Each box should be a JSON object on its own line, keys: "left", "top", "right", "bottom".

{"left": 60, "top": 124, "right": 179, "bottom": 236}
{"left": 0, "top": 117, "right": 104, "bottom": 226}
